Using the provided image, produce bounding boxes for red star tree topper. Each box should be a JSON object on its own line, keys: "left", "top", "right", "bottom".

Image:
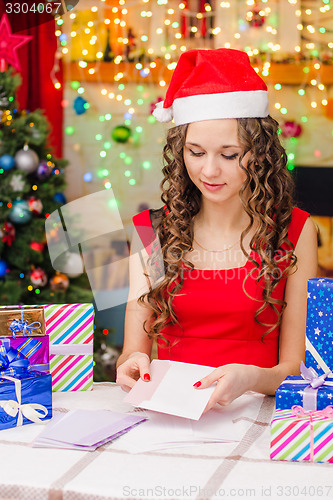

{"left": 0, "top": 13, "right": 32, "bottom": 72}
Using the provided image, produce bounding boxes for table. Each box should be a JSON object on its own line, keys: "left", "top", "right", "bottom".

{"left": 0, "top": 383, "right": 331, "bottom": 500}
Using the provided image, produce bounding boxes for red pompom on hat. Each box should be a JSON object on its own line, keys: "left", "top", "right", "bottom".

{"left": 153, "top": 48, "right": 269, "bottom": 126}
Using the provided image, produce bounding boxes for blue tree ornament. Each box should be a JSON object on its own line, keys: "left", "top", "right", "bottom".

{"left": 73, "top": 96, "right": 88, "bottom": 115}
{"left": 0, "top": 259, "right": 9, "bottom": 277}
{"left": 53, "top": 192, "right": 67, "bottom": 204}
{"left": 0, "top": 154, "right": 15, "bottom": 171}
{"left": 8, "top": 200, "right": 32, "bottom": 225}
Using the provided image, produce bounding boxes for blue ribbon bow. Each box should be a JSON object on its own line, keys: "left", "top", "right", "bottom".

{"left": 0, "top": 337, "right": 42, "bottom": 377}
{"left": 9, "top": 309, "right": 41, "bottom": 338}
{"left": 0, "top": 344, "right": 30, "bottom": 377}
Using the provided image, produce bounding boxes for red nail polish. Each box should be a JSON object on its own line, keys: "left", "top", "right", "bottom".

{"left": 193, "top": 381, "right": 201, "bottom": 388}
{"left": 143, "top": 373, "right": 150, "bottom": 381}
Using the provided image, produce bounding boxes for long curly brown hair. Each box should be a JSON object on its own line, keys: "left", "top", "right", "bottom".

{"left": 138, "top": 116, "right": 296, "bottom": 342}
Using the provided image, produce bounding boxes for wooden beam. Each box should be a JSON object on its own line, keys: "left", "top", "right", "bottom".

{"left": 64, "top": 61, "right": 333, "bottom": 86}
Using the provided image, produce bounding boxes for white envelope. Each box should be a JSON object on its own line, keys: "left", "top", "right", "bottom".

{"left": 124, "top": 359, "right": 217, "bottom": 420}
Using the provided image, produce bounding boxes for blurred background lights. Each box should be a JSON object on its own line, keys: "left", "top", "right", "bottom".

{"left": 108, "top": 197, "right": 119, "bottom": 210}
{"left": 140, "top": 68, "right": 150, "bottom": 77}
{"left": 83, "top": 172, "right": 93, "bottom": 182}
{"left": 59, "top": 0, "right": 333, "bottom": 199}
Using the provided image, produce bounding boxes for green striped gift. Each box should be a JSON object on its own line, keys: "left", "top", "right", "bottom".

{"left": 270, "top": 405, "right": 333, "bottom": 463}
{"left": 44, "top": 303, "right": 94, "bottom": 392}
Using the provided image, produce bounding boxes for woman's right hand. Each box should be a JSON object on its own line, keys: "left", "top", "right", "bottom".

{"left": 116, "top": 352, "right": 151, "bottom": 392}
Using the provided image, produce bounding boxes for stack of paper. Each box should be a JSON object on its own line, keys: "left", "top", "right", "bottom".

{"left": 33, "top": 409, "right": 147, "bottom": 451}
{"left": 114, "top": 359, "right": 261, "bottom": 453}
{"left": 110, "top": 408, "right": 242, "bottom": 453}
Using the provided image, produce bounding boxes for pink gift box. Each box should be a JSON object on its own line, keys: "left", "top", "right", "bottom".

{"left": 270, "top": 405, "right": 333, "bottom": 463}
{"left": 44, "top": 303, "right": 94, "bottom": 392}
{"left": 0, "top": 306, "right": 48, "bottom": 371}
{"left": 0, "top": 304, "right": 94, "bottom": 392}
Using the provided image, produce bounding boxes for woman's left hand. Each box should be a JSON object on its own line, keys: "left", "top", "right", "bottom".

{"left": 193, "top": 363, "right": 260, "bottom": 412}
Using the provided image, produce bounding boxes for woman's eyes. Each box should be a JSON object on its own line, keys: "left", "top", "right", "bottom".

{"left": 189, "top": 149, "right": 239, "bottom": 160}
{"left": 189, "top": 150, "right": 204, "bottom": 157}
{"left": 223, "top": 153, "right": 239, "bottom": 160}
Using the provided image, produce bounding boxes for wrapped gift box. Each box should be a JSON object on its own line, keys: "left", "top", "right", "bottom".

{"left": 0, "top": 304, "right": 94, "bottom": 392}
{"left": 0, "top": 371, "right": 52, "bottom": 430}
{"left": 44, "top": 303, "right": 94, "bottom": 392}
{"left": 305, "top": 278, "right": 333, "bottom": 376}
{"left": 270, "top": 406, "right": 333, "bottom": 463}
{"left": 276, "top": 372, "right": 333, "bottom": 412}
{"left": 0, "top": 306, "right": 49, "bottom": 371}
{"left": 0, "top": 306, "right": 45, "bottom": 337}
{"left": 0, "top": 336, "right": 49, "bottom": 372}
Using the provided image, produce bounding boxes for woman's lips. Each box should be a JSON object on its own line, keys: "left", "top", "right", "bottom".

{"left": 202, "top": 181, "right": 226, "bottom": 191}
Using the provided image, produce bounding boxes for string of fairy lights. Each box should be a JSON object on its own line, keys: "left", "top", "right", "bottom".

{"left": 52, "top": 0, "right": 333, "bottom": 187}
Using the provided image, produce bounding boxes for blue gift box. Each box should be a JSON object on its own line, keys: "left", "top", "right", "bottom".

{"left": 276, "top": 375, "right": 333, "bottom": 411}
{"left": 305, "top": 278, "right": 333, "bottom": 376}
{"left": 0, "top": 371, "right": 52, "bottom": 430}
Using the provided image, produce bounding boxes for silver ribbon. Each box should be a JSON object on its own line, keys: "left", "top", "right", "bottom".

{"left": 50, "top": 344, "right": 93, "bottom": 355}
{"left": 281, "top": 362, "right": 333, "bottom": 411}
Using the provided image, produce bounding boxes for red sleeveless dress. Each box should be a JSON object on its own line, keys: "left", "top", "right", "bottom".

{"left": 133, "top": 207, "right": 309, "bottom": 369}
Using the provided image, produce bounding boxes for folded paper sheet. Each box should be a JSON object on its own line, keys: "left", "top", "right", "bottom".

{"left": 125, "top": 359, "right": 220, "bottom": 420}
{"left": 33, "top": 409, "right": 146, "bottom": 451}
{"left": 113, "top": 392, "right": 263, "bottom": 453}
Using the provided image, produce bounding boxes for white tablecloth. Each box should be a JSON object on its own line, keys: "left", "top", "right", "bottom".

{"left": 0, "top": 383, "right": 331, "bottom": 500}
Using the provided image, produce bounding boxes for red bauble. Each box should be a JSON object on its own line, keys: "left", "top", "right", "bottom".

{"left": 30, "top": 267, "right": 47, "bottom": 287}
{"left": 30, "top": 241, "right": 45, "bottom": 252}
{"left": 0, "top": 221, "right": 15, "bottom": 246}
{"left": 281, "top": 121, "right": 303, "bottom": 138}
{"left": 28, "top": 196, "right": 43, "bottom": 215}
{"left": 247, "top": 7, "right": 266, "bottom": 28}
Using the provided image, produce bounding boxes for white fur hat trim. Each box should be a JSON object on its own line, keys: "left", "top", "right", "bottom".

{"left": 152, "top": 100, "right": 173, "bottom": 123}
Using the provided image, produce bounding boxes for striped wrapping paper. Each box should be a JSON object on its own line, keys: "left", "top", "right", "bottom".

{"left": 270, "top": 407, "right": 333, "bottom": 463}
{"left": 44, "top": 303, "right": 94, "bottom": 392}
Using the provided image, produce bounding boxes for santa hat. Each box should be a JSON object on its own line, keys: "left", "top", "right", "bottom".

{"left": 153, "top": 48, "right": 269, "bottom": 126}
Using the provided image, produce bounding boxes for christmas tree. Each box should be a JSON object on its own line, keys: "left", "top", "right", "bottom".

{"left": 0, "top": 16, "right": 117, "bottom": 380}
{"left": 0, "top": 66, "right": 94, "bottom": 305}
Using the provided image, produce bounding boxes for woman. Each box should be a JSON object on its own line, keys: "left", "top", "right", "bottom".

{"left": 116, "top": 48, "right": 318, "bottom": 411}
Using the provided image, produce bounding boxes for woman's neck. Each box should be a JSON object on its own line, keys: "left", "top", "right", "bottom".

{"left": 194, "top": 199, "right": 250, "bottom": 235}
